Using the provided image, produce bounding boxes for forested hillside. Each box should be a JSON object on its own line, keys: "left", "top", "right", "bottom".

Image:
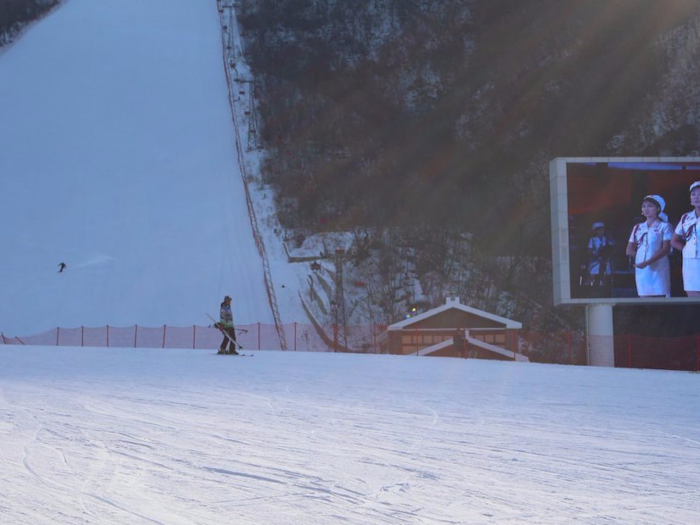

{"left": 236, "top": 0, "right": 700, "bottom": 337}
{"left": 0, "top": 0, "right": 59, "bottom": 47}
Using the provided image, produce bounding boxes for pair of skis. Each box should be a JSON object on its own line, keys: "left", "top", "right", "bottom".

{"left": 206, "top": 313, "right": 251, "bottom": 356}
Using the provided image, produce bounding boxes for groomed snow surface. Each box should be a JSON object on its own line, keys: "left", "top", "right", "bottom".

{"left": 1, "top": 347, "right": 699, "bottom": 524}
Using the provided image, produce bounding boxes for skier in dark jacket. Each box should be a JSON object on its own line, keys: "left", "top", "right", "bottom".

{"left": 58, "top": 262, "right": 67, "bottom": 273}
{"left": 217, "top": 295, "right": 239, "bottom": 354}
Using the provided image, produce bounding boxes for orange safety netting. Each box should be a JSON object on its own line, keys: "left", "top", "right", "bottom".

{"left": 2, "top": 325, "right": 699, "bottom": 371}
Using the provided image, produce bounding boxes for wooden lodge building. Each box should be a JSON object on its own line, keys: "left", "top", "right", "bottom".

{"left": 378, "top": 297, "right": 529, "bottom": 361}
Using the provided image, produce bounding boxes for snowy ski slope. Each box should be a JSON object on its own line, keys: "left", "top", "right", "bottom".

{"left": 0, "top": 0, "right": 275, "bottom": 336}
{"left": 1, "top": 346, "right": 700, "bottom": 524}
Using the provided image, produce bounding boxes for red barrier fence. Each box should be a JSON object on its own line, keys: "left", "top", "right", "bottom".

{"left": 2, "top": 325, "right": 699, "bottom": 371}
{"left": 0, "top": 324, "right": 385, "bottom": 354}
{"left": 518, "top": 331, "right": 700, "bottom": 371}
{"left": 613, "top": 334, "right": 700, "bottom": 372}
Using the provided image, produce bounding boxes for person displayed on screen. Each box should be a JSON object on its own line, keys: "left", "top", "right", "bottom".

{"left": 626, "top": 195, "right": 672, "bottom": 298}
{"left": 671, "top": 181, "right": 700, "bottom": 297}
{"left": 586, "top": 222, "right": 616, "bottom": 286}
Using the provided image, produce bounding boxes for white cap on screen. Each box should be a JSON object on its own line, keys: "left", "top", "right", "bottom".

{"left": 644, "top": 194, "right": 666, "bottom": 212}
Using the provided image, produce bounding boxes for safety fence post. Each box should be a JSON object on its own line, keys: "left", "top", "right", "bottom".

{"left": 258, "top": 322, "right": 261, "bottom": 350}
{"left": 162, "top": 325, "right": 167, "bottom": 349}
{"left": 134, "top": 325, "right": 138, "bottom": 348}
{"left": 567, "top": 330, "right": 572, "bottom": 365}
{"left": 294, "top": 322, "right": 297, "bottom": 351}
{"left": 81, "top": 326, "right": 84, "bottom": 347}
{"left": 56, "top": 327, "right": 60, "bottom": 346}
{"left": 373, "top": 324, "right": 377, "bottom": 354}
{"left": 107, "top": 325, "right": 110, "bottom": 347}
{"left": 193, "top": 325, "right": 196, "bottom": 349}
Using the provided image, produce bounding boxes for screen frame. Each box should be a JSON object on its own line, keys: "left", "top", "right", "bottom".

{"left": 550, "top": 156, "right": 700, "bottom": 305}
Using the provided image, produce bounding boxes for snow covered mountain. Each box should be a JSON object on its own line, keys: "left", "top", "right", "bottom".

{"left": 0, "top": 0, "right": 306, "bottom": 337}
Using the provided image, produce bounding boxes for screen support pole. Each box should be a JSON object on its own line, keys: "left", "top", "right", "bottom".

{"left": 586, "top": 304, "right": 615, "bottom": 366}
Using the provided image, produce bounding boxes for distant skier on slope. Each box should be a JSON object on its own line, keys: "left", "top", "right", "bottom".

{"left": 58, "top": 262, "right": 67, "bottom": 273}
{"left": 216, "top": 295, "right": 239, "bottom": 355}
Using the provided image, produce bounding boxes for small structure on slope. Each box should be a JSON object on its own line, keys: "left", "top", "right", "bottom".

{"left": 378, "top": 297, "right": 528, "bottom": 361}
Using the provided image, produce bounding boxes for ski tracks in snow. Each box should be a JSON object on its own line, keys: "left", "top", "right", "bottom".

{"left": 0, "top": 376, "right": 452, "bottom": 524}
{"left": 2, "top": 348, "right": 700, "bottom": 524}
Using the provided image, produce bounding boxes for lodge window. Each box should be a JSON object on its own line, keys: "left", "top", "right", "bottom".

{"left": 474, "top": 333, "right": 507, "bottom": 347}
{"left": 402, "top": 334, "right": 431, "bottom": 345}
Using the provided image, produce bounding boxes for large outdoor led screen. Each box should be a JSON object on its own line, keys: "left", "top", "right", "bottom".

{"left": 550, "top": 157, "right": 700, "bottom": 305}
